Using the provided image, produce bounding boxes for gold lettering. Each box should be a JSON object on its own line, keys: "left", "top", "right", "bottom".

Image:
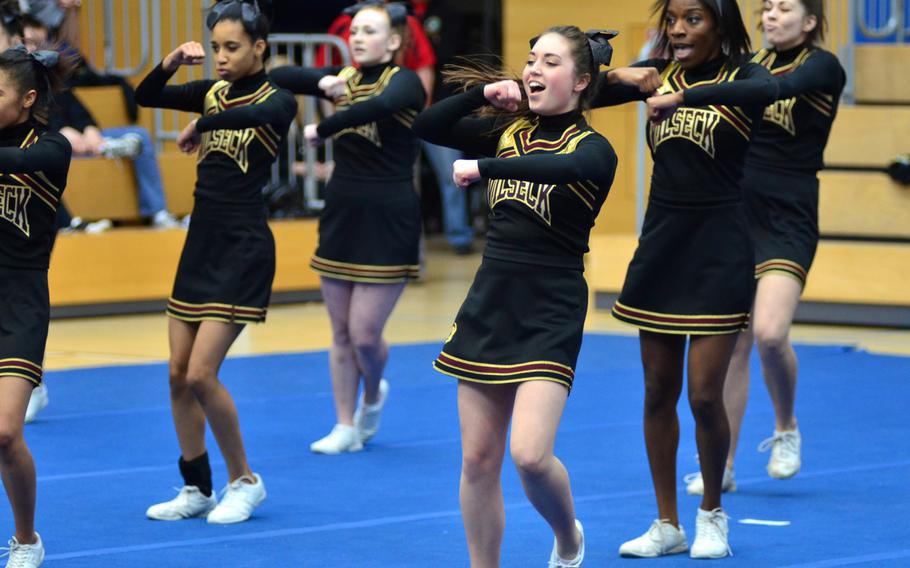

{"left": 649, "top": 107, "right": 721, "bottom": 157}
{"left": 486, "top": 178, "right": 555, "bottom": 225}
{"left": 0, "top": 184, "right": 31, "bottom": 237}
{"left": 198, "top": 128, "right": 257, "bottom": 173}
{"left": 763, "top": 97, "right": 797, "bottom": 136}
{"left": 335, "top": 122, "right": 382, "bottom": 147}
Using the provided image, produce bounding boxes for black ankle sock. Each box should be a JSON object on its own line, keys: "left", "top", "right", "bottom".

{"left": 178, "top": 452, "right": 213, "bottom": 497}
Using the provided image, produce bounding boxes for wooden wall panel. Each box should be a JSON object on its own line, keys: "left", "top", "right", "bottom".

{"left": 49, "top": 219, "right": 320, "bottom": 307}
{"left": 826, "top": 106, "right": 910, "bottom": 168}
{"left": 855, "top": 46, "right": 910, "bottom": 104}
{"left": 819, "top": 172, "right": 910, "bottom": 237}
{"left": 587, "top": 235, "right": 910, "bottom": 307}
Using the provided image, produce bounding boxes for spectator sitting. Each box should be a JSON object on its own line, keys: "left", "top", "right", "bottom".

{"left": 22, "top": 13, "right": 179, "bottom": 228}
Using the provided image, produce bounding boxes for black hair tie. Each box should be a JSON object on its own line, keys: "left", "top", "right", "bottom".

{"left": 7, "top": 44, "right": 59, "bottom": 69}
{"left": 206, "top": 0, "right": 263, "bottom": 30}
{"left": 527, "top": 29, "right": 618, "bottom": 68}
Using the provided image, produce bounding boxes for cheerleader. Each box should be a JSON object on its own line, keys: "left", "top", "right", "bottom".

{"left": 135, "top": 0, "right": 296, "bottom": 524}
{"left": 592, "top": 0, "right": 777, "bottom": 558}
{"left": 270, "top": 1, "right": 424, "bottom": 454}
{"left": 685, "top": 0, "right": 846, "bottom": 496}
{"left": 413, "top": 27, "right": 617, "bottom": 568}
{"left": 0, "top": 44, "right": 72, "bottom": 568}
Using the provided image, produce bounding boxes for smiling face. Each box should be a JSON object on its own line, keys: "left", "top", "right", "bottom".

{"left": 523, "top": 32, "right": 590, "bottom": 116}
{"left": 762, "top": 0, "right": 816, "bottom": 50}
{"left": 663, "top": 0, "right": 723, "bottom": 70}
{"left": 210, "top": 19, "right": 265, "bottom": 82}
{"left": 348, "top": 8, "right": 401, "bottom": 66}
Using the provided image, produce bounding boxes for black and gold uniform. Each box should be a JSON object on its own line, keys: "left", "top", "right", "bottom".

{"left": 412, "top": 86, "right": 617, "bottom": 391}
{"left": 270, "top": 62, "right": 425, "bottom": 283}
{"left": 746, "top": 45, "right": 845, "bottom": 285}
{"left": 136, "top": 63, "right": 297, "bottom": 324}
{"left": 593, "top": 57, "right": 777, "bottom": 334}
{"left": 0, "top": 119, "right": 71, "bottom": 385}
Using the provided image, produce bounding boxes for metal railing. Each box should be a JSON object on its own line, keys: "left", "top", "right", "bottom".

{"left": 857, "top": 0, "right": 908, "bottom": 40}
{"left": 88, "top": 0, "right": 350, "bottom": 212}
{"left": 85, "top": 0, "right": 151, "bottom": 76}
{"left": 269, "top": 34, "right": 352, "bottom": 211}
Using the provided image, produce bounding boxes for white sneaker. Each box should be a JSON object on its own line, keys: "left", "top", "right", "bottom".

{"left": 684, "top": 466, "right": 737, "bottom": 496}
{"left": 548, "top": 519, "right": 584, "bottom": 567}
{"left": 24, "top": 385, "right": 49, "bottom": 424}
{"left": 152, "top": 210, "right": 180, "bottom": 229}
{"left": 619, "top": 519, "right": 688, "bottom": 558}
{"left": 84, "top": 219, "right": 112, "bottom": 234}
{"left": 353, "top": 378, "right": 389, "bottom": 443}
{"left": 690, "top": 508, "right": 732, "bottom": 559}
{"left": 207, "top": 473, "right": 266, "bottom": 524}
{"left": 310, "top": 424, "right": 363, "bottom": 454}
{"left": 2, "top": 533, "right": 44, "bottom": 568}
{"left": 100, "top": 133, "right": 142, "bottom": 159}
{"left": 146, "top": 486, "right": 217, "bottom": 520}
{"left": 759, "top": 428, "right": 801, "bottom": 479}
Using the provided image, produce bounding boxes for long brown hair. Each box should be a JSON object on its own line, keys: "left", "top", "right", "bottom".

{"left": 443, "top": 25, "right": 601, "bottom": 123}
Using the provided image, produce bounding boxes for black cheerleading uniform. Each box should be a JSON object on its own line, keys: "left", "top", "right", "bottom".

{"left": 0, "top": 119, "right": 72, "bottom": 386}
{"left": 136, "top": 63, "right": 297, "bottom": 324}
{"left": 745, "top": 45, "right": 845, "bottom": 286}
{"left": 412, "top": 86, "right": 617, "bottom": 390}
{"left": 593, "top": 57, "right": 777, "bottom": 335}
{"left": 270, "top": 62, "right": 425, "bottom": 283}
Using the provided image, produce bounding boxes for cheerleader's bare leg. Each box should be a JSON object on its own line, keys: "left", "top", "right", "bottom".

{"left": 687, "top": 334, "right": 738, "bottom": 512}
{"left": 458, "top": 381, "right": 514, "bottom": 568}
{"left": 348, "top": 281, "right": 406, "bottom": 403}
{"left": 0, "top": 377, "right": 37, "bottom": 544}
{"left": 639, "top": 331, "right": 686, "bottom": 526}
{"left": 510, "top": 380, "right": 580, "bottom": 560}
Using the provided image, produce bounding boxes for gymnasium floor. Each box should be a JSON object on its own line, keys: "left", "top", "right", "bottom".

{"left": 12, "top": 243, "right": 910, "bottom": 566}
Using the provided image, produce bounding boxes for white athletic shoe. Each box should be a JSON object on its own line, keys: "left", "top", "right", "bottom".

{"left": 619, "top": 519, "right": 688, "bottom": 558}
{"left": 146, "top": 486, "right": 217, "bottom": 520}
{"left": 690, "top": 508, "right": 732, "bottom": 559}
{"left": 310, "top": 424, "right": 363, "bottom": 454}
{"left": 207, "top": 473, "right": 266, "bottom": 524}
{"left": 548, "top": 519, "right": 584, "bottom": 567}
{"left": 684, "top": 466, "right": 737, "bottom": 496}
{"left": 2, "top": 533, "right": 44, "bottom": 568}
{"left": 759, "top": 428, "right": 801, "bottom": 479}
{"left": 24, "top": 385, "right": 49, "bottom": 424}
{"left": 353, "top": 378, "right": 389, "bottom": 443}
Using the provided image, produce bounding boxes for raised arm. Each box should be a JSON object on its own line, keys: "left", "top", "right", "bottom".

{"left": 269, "top": 65, "right": 344, "bottom": 99}
{"left": 477, "top": 135, "right": 617, "bottom": 187}
{"left": 412, "top": 84, "right": 510, "bottom": 157}
{"left": 682, "top": 62, "right": 778, "bottom": 108}
{"left": 196, "top": 89, "right": 298, "bottom": 132}
{"left": 135, "top": 42, "right": 215, "bottom": 113}
{"left": 774, "top": 50, "right": 845, "bottom": 99}
{"left": 0, "top": 133, "right": 72, "bottom": 175}
{"left": 315, "top": 69, "right": 426, "bottom": 138}
{"left": 591, "top": 59, "right": 668, "bottom": 108}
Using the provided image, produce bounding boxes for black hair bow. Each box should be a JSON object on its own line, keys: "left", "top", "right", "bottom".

{"left": 206, "top": 0, "right": 263, "bottom": 30}
{"left": 8, "top": 44, "right": 58, "bottom": 69}
{"left": 585, "top": 29, "right": 618, "bottom": 67}
{"left": 342, "top": 1, "right": 409, "bottom": 27}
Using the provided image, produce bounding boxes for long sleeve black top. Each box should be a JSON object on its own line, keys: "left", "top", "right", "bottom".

{"left": 746, "top": 45, "right": 845, "bottom": 174}
{"left": 413, "top": 86, "right": 617, "bottom": 270}
{"left": 594, "top": 57, "right": 778, "bottom": 205}
{"left": 136, "top": 63, "right": 297, "bottom": 207}
{"left": 0, "top": 118, "right": 72, "bottom": 269}
{"left": 270, "top": 62, "right": 425, "bottom": 183}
